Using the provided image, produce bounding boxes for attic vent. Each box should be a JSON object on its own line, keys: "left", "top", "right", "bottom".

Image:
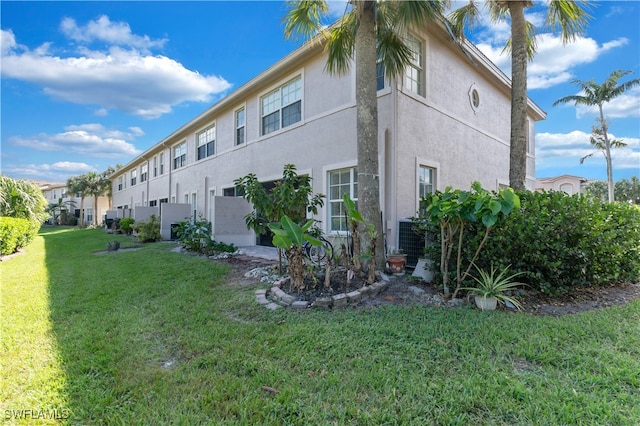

{"left": 397, "top": 220, "right": 426, "bottom": 269}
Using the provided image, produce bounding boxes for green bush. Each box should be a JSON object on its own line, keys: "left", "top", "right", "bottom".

{"left": 135, "top": 215, "right": 161, "bottom": 243}
{"left": 119, "top": 217, "right": 135, "bottom": 235}
{"left": 462, "top": 191, "right": 640, "bottom": 293}
{"left": 176, "top": 218, "right": 235, "bottom": 255}
{"left": 0, "top": 217, "right": 40, "bottom": 255}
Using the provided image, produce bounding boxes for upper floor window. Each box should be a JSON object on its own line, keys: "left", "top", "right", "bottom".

{"left": 173, "top": 142, "right": 186, "bottom": 170}
{"left": 197, "top": 125, "right": 216, "bottom": 160}
{"left": 159, "top": 153, "right": 165, "bottom": 175}
{"left": 419, "top": 165, "right": 436, "bottom": 199}
{"left": 328, "top": 167, "right": 358, "bottom": 233}
{"left": 118, "top": 176, "right": 123, "bottom": 191}
{"left": 153, "top": 156, "right": 158, "bottom": 178}
{"left": 235, "top": 108, "right": 245, "bottom": 145}
{"left": 405, "top": 34, "right": 424, "bottom": 96}
{"left": 140, "top": 164, "right": 148, "bottom": 183}
{"left": 376, "top": 61, "right": 385, "bottom": 91}
{"left": 130, "top": 169, "right": 137, "bottom": 186}
{"left": 261, "top": 76, "right": 302, "bottom": 135}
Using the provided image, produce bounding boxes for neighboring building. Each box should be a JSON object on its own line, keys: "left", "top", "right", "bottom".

{"left": 535, "top": 175, "right": 589, "bottom": 196}
{"left": 111, "top": 20, "right": 546, "bottom": 252}
{"left": 39, "top": 181, "right": 110, "bottom": 226}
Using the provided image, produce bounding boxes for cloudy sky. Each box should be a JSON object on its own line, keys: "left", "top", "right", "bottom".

{"left": 1, "top": 1, "right": 638, "bottom": 184}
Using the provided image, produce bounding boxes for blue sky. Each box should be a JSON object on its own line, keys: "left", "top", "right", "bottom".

{"left": 1, "top": 1, "right": 639, "bottom": 184}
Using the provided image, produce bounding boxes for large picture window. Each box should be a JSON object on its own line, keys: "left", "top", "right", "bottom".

{"left": 328, "top": 167, "right": 358, "bottom": 232}
{"left": 405, "top": 34, "right": 424, "bottom": 96}
{"left": 173, "top": 142, "right": 186, "bottom": 170}
{"left": 261, "top": 76, "right": 302, "bottom": 135}
{"left": 197, "top": 125, "right": 215, "bottom": 160}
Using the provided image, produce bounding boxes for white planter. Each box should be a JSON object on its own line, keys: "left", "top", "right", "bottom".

{"left": 412, "top": 259, "right": 435, "bottom": 282}
{"left": 474, "top": 295, "right": 497, "bottom": 311}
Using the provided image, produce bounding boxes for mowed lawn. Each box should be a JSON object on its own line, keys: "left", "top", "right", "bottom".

{"left": 2, "top": 227, "right": 639, "bottom": 425}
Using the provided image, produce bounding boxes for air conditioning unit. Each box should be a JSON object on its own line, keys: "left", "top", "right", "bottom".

{"left": 397, "top": 219, "right": 426, "bottom": 269}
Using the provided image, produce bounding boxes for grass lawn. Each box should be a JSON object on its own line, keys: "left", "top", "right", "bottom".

{"left": 2, "top": 227, "right": 639, "bottom": 425}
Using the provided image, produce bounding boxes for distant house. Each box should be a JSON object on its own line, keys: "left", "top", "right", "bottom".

{"left": 535, "top": 175, "right": 589, "bottom": 196}
{"left": 39, "top": 181, "right": 110, "bottom": 226}
{"left": 110, "top": 20, "right": 546, "bottom": 252}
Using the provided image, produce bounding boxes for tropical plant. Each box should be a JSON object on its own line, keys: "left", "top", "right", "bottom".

{"left": 342, "top": 193, "right": 378, "bottom": 284}
{"left": 66, "top": 175, "right": 87, "bottom": 226}
{"left": 449, "top": 0, "right": 591, "bottom": 190}
{"left": 553, "top": 69, "right": 640, "bottom": 202}
{"left": 47, "top": 198, "right": 77, "bottom": 225}
{"left": 268, "top": 215, "right": 322, "bottom": 291}
{"left": 283, "top": 0, "right": 448, "bottom": 265}
{"left": 416, "top": 182, "right": 520, "bottom": 298}
{"left": 119, "top": 217, "right": 135, "bottom": 235}
{"left": 0, "top": 175, "right": 49, "bottom": 223}
{"left": 462, "top": 264, "right": 524, "bottom": 310}
{"left": 134, "top": 214, "right": 161, "bottom": 243}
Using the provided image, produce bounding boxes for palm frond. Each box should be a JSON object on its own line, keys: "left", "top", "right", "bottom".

{"left": 377, "top": 28, "right": 413, "bottom": 79}
{"left": 447, "top": 2, "right": 481, "bottom": 39}
{"left": 283, "top": 0, "right": 330, "bottom": 42}
{"left": 394, "top": 0, "right": 448, "bottom": 31}
{"left": 502, "top": 20, "right": 537, "bottom": 60}
{"left": 546, "top": 0, "right": 591, "bottom": 44}
{"left": 325, "top": 10, "right": 357, "bottom": 75}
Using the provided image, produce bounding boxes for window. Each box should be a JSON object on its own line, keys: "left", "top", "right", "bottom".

{"left": 173, "top": 142, "right": 186, "bottom": 169}
{"left": 197, "top": 125, "right": 216, "bottom": 160}
{"left": 130, "top": 169, "right": 137, "bottom": 186}
{"left": 149, "top": 200, "right": 158, "bottom": 207}
{"left": 140, "top": 164, "right": 148, "bottom": 183}
{"left": 559, "top": 183, "right": 573, "bottom": 195}
{"left": 159, "top": 153, "right": 165, "bottom": 175}
{"left": 235, "top": 108, "right": 245, "bottom": 145}
{"left": 191, "top": 193, "right": 197, "bottom": 211}
{"left": 86, "top": 208, "right": 93, "bottom": 224}
{"left": 261, "top": 76, "right": 302, "bottom": 135}
{"left": 328, "top": 167, "right": 358, "bottom": 232}
{"left": 223, "top": 186, "right": 244, "bottom": 197}
{"left": 153, "top": 156, "right": 158, "bottom": 178}
{"left": 184, "top": 194, "right": 189, "bottom": 204}
{"left": 118, "top": 176, "right": 123, "bottom": 191}
{"left": 159, "top": 198, "right": 168, "bottom": 204}
{"left": 376, "top": 61, "right": 385, "bottom": 91}
{"left": 419, "top": 166, "right": 436, "bottom": 199}
{"left": 405, "top": 34, "right": 424, "bottom": 96}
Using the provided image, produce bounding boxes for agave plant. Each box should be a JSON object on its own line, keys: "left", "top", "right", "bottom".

{"left": 463, "top": 264, "right": 525, "bottom": 310}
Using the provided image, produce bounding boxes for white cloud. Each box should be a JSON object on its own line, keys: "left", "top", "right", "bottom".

{"left": 536, "top": 131, "right": 640, "bottom": 171}
{"left": 3, "top": 162, "right": 96, "bottom": 181}
{"left": 9, "top": 123, "right": 142, "bottom": 158}
{"left": 0, "top": 17, "right": 232, "bottom": 119}
{"left": 60, "top": 16, "right": 167, "bottom": 52}
{"left": 574, "top": 87, "right": 640, "bottom": 119}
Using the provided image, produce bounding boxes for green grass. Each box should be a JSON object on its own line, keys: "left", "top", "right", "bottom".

{"left": 2, "top": 227, "right": 640, "bottom": 425}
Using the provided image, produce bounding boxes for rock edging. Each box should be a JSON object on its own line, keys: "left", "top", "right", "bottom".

{"left": 255, "top": 274, "right": 391, "bottom": 310}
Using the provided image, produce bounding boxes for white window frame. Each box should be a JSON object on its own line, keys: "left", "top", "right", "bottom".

{"left": 118, "top": 176, "right": 123, "bottom": 191}
{"left": 130, "top": 169, "right": 137, "bottom": 186}
{"left": 197, "top": 124, "right": 216, "bottom": 160}
{"left": 327, "top": 166, "right": 358, "bottom": 233}
{"left": 173, "top": 142, "right": 186, "bottom": 170}
{"left": 404, "top": 34, "right": 424, "bottom": 96}
{"left": 416, "top": 158, "right": 439, "bottom": 212}
{"left": 235, "top": 107, "right": 246, "bottom": 145}
{"left": 159, "top": 153, "right": 165, "bottom": 175}
{"left": 153, "top": 156, "right": 158, "bottom": 178}
{"left": 261, "top": 76, "right": 302, "bottom": 136}
{"left": 140, "top": 164, "right": 148, "bottom": 183}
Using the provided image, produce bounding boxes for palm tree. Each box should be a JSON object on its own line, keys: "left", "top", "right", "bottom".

{"left": 553, "top": 70, "right": 640, "bottom": 202}
{"left": 83, "top": 171, "right": 111, "bottom": 226}
{"left": 67, "top": 175, "right": 88, "bottom": 226}
{"left": 284, "top": 0, "right": 448, "bottom": 265}
{"left": 0, "top": 175, "right": 49, "bottom": 222}
{"left": 449, "top": 1, "right": 591, "bottom": 190}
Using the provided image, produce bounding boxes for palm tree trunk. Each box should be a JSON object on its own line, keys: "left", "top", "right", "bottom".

{"left": 508, "top": 1, "right": 528, "bottom": 191}
{"left": 599, "top": 104, "right": 615, "bottom": 202}
{"left": 354, "top": 1, "right": 384, "bottom": 267}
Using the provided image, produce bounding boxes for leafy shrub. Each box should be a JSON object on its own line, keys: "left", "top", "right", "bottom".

{"left": 119, "top": 217, "right": 135, "bottom": 235}
{"left": 176, "top": 218, "right": 235, "bottom": 255}
{"left": 0, "top": 217, "right": 40, "bottom": 255}
{"left": 135, "top": 215, "right": 161, "bottom": 243}
{"left": 462, "top": 191, "right": 640, "bottom": 294}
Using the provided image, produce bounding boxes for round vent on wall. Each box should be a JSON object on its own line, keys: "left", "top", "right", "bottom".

{"left": 468, "top": 84, "right": 480, "bottom": 113}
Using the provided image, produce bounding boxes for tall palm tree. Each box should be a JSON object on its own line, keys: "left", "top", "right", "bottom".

{"left": 83, "top": 171, "right": 112, "bottom": 226}
{"left": 67, "top": 175, "right": 88, "bottom": 226}
{"left": 553, "top": 70, "right": 640, "bottom": 202}
{"left": 284, "top": 0, "right": 448, "bottom": 264}
{"left": 449, "top": 1, "right": 591, "bottom": 190}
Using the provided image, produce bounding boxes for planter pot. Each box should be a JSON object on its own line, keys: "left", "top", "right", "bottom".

{"left": 387, "top": 254, "right": 407, "bottom": 275}
{"left": 474, "top": 295, "right": 497, "bottom": 311}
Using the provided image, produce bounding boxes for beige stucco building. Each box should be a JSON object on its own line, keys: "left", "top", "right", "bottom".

{"left": 110, "top": 21, "right": 546, "bottom": 255}
{"left": 40, "top": 181, "right": 110, "bottom": 226}
{"left": 535, "top": 175, "right": 589, "bottom": 195}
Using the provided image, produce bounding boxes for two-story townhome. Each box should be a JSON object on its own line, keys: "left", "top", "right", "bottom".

{"left": 111, "top": 19, "right": 545, "bottom": 257}
{"left": 40, "top": 181, "right": 110, "bottom": 226}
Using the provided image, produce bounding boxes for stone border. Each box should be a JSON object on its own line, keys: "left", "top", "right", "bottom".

{"left": 255, "top": 274, "right": 391, "bottom": 310}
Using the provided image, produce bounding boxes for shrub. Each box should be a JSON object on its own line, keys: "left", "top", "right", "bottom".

{"left": 463, "top": 191, "right": 640, "bottom": 294}
{"left": 135, "top": 215, "right": 161, "bottom": 243}
{"left": 0, "top": 217, "right": 40, "bottom": 255}
{"left": 176, "top": 218, "right": 235, "bottom": 255}
{"left": 119, "top": 217, "right": 135, "bottom": 235}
